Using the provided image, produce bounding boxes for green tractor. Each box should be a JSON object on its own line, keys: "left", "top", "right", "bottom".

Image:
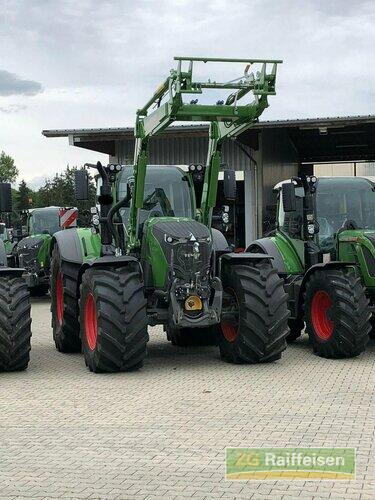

{"left": 0, "top": 183, "right": 32, "bottom": 372}
{"left": 248, "top": 175, "right": 374, "bottom": 358}
{"left": 48, "top": 56, "right": 290, "bottom": 372}
{"left": 16, "top": 206, "right": 77, "bottom": 296}
{"left": 0, "top": 223, "right": 13, "bottom": 256}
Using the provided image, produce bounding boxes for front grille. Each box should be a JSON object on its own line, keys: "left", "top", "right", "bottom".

{"left": 151, "top": 219, "right": 213, "bottom": 282}
{"left": 172, "top": 240, "right": 211, "bottom": 279}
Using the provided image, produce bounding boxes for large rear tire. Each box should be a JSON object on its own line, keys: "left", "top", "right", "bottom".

{"left": 0, "top": 277, "right": 31, "bottom": 371}
{"left": 305, "top": 269, "right": 370, "bottom": 358}
{"left": 79, "top": 266, "right": 148, "bottom": 373}
{"left": 218, "top": 261, "right": 289, "bottom": 363}
{"left": 50, "top": 245, "right": 81, "bottom": 353}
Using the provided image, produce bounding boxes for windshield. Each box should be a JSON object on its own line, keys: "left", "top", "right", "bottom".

{"left": 29, "top": 209, "right": 60, "bottom": 236}
{"left": 316, "top": 178, "right": 375, "bottom": 245}
{"left": 118, "top": 166, "right": 194, "bottom": 225}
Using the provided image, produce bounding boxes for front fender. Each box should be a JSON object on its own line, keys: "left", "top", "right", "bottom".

{"left": 247, "top": 237, "right": 286, "bottom": 273}
{"left": 51, "top": 228, "right": 101, "bottom": 264}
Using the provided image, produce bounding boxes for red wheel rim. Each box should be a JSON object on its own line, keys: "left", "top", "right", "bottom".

{"left": 221, "top": 288, "right": 239, "bottom": 342}
{"left": 84, "top": 293, "right": 98, "bottom": 351}
{"left": 56, "top": 272, "right": 64, "bottom": 325}
{"left": 311, "top": 290, "right": 334, "bottom": 340}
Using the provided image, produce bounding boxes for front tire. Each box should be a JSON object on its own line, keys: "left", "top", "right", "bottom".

{"left": 0, "top": 277, "right": 32, "bottom": 371}
{"left": 218, "top": 261, "right": 289, "bottom": 363}
{"left": 79, "top": 266, "right": 148, "bottom": 373}
{"left": 305, "top": 269, "right": 370, "bottom": 358}
{"left": 50, "top": 245, "right": 81, "bottom": 353}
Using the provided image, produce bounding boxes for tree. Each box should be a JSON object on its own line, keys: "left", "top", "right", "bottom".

{"left": 16, "top": 180, "right": 34, "bottom": 211}
{"left": 0, "top": 151, "right": 19, "bottom": 183}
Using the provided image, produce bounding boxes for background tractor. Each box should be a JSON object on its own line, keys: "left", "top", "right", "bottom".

{"left": 248, "top": 175, "right": 374, "bottom": 358}
{"left": 0, "top": 183, "right": 32, "bottom": 372}
{"left": 15, "top": 206, "right": 77, "bottom": 296}
{"left": 49, "top": 56, "right": 290, "bottom": 373}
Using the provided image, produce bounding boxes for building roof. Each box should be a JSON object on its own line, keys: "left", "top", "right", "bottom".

{"left": 42, "top": 115, "right": 375, "bottom": 162}
{"left": 42, "top": 115, "right": 375, "bottom": 138}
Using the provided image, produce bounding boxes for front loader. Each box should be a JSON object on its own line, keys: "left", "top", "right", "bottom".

{"left": 248, "top": 175, "right": 375, "bottom": 358}
{"left": 48, "top": 56, "right": 290, "bottom": 372}
{"left": 0, "top": 183, "right": 31, "bottom": 371}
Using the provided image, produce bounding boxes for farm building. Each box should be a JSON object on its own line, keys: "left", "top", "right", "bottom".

{"left": 43, "top": 114, "right": 375, "bottom": 247}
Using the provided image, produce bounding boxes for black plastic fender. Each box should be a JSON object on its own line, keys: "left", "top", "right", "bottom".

{"left": 247, "top": 238, "right": 287, "bottom": 273}
{"left": 211, "top": 228, "right": 230, "bottom": 252}
{"left": 301, "top": 261, "right": 356, "bottom": 289}
{"left": 219, "top": 251, "right": 273, "bottom": 277}
{"left": 51, "top": 231, "right": 142, "bottom": 301}
{"left": 50, "top": 229, "right": 84, "bottom": 264}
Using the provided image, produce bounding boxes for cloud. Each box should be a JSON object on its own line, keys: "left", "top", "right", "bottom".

{"left": 0, "top": 70, "right": 43, "bottom": 97}
{"left": 0, "top": 0, "right": 374, "bottom": 180}
{"left": 0, "top": 103, "right": 27, "bottom": 113}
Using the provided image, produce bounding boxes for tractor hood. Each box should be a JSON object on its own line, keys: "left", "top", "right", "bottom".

{"left": 18, "top": 235, "right": 46, "bottom": 251}
{"left": 17, "top": 234, "right": 51, "bottom": 272}
{"left": 143, "top": 217, "right": 212, "bottom": 289}
{"left": 363, "top": 231, "right": 375, "bottom": 246}
{"left": 338, "top": 230, "right": 375, "bottom": 289}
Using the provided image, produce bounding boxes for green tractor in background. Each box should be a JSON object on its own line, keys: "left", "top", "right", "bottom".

{"left": 48, "top": 56, "right": 290, "bottom": 372}
{"left": 0, "top": 183, "right": 32, "bottom": 371}
{"left": 0, "top": 223, "right": 13, "bottom": 256}
{"left": 15, "top": 206, "right": 78, "bottom": 296}
{"left": 248, "top": 175, "right": 374, "bottom": 358}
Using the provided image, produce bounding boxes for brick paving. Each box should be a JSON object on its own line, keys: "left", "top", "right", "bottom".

{"left": 0, "top": 297, "right": 374, "bottom": 499}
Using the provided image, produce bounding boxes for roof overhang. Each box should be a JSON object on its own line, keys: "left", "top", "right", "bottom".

{"left": 42, "top": 115, "right": 375, "bottom": 162}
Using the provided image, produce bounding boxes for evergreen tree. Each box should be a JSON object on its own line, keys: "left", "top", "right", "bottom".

{"left": 16, "top": 180, "right": 33, "bottom": 210}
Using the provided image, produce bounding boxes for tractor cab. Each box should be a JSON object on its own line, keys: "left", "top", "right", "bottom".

{"left": 275, "top": 176, "right": 375, "bottom": 264}
{"left": 27, "top": 207, "right": 61, "bottom": 236}
{"left": 117, "top": 166, "right": 195, "bottom": 226}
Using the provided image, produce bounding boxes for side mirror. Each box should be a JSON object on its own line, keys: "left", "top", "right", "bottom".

{"left": 75, "top": 169, "right": 89, "bottom": 200}
{"left": 0, "top": 183, "right": 12, "bottom": 213}
{"left": 223, "top": 169, "right": 237, "bottom": 201}
{"left": 282, "top": 183, "right": 297, "bottom": 212}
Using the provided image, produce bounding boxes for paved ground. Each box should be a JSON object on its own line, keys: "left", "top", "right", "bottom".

{"left": 0, "top": 298, "right": 374, "bottom": 499}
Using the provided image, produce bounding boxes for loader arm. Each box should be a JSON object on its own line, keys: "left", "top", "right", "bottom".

{"left": 128, "top": 56, "right": 281, "bottom": 251}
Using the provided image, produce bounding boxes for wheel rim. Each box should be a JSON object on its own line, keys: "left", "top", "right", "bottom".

{"left": 84, "top": 293, "right": 98, "bottom": 351}
{"left": 56, "top": 272, "right": 64, "bottom": 326}
{"left": 221, "top": 288, "right": 239, "bottom": 342}
{"left": 311, "top": 290, "right": 334, "bottom": 340}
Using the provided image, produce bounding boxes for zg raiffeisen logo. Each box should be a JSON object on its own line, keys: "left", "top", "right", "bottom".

{"left": 225, "top": 448, "right": 356, "bottom": 480}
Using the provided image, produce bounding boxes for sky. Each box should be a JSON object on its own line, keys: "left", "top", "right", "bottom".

{"left": 0, "top": 0, "right": 374, "bottom": 186}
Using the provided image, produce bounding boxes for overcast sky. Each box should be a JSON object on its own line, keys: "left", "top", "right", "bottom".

{"left": 0, "top": 0, "right": 374, "bottom": 185}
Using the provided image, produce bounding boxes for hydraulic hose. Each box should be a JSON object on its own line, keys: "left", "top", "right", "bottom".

{"left": 106, "top": 186, "right": 131, "bottom": 251}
